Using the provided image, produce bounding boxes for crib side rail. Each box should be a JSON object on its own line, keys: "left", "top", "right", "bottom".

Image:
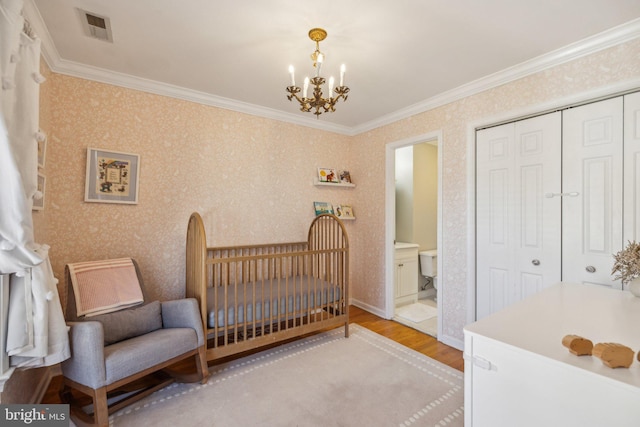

{"left": 207, "top": 242, "right": 308, "bottom": 286}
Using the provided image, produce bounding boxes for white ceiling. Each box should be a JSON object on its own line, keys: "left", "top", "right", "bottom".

{"left": 25, "top": 0, "right": 640, "bottom": 134}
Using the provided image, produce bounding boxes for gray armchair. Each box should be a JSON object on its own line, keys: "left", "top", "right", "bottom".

{"left": 60, "top": 259, "right": 208, "bottom": 427}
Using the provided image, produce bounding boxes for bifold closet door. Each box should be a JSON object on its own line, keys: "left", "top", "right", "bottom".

{"left": 562, "top": 97, "right": 623, "bottom": 288}
{"left": 624, "top": 92, "right": 640, "bottom": 244}
{"left": 476, "top": 112, "right": 561, "bottom": 319}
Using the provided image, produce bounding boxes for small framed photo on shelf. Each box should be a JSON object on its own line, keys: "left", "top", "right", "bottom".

{"left": 314, "top": 201, "right": 334, "bottom": 216}
{"left": 33, "top": 173, "right": 45, "bottom": 211}
{"left": 339, "top": 170, "right": 352, "bottom": 184}
{"left": 85, "top": 148, "right": 140, "bottom": 204}
{"left": 335, "top": 204, "right": 355, "bottom": 219}
{"left": 317, "top": 167, "right": 339, "bottom": 183}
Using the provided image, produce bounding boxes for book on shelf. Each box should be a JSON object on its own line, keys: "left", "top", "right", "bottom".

{"left": 314, "top": 201, "right": 334, "bottom": 216}
{"left": 317, "top": 167, "right": 339, "bottom": 183}
{"left": 339, "top": 170, "right": 352, "bottom": 184}
{"left": 335, "top": 204, "right": 354, "bottom": 219}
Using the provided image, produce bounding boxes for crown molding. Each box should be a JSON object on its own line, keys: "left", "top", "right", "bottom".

{"left": 23, "top": 0, "right": 640, "bottom": 137}
{"left": 22, "top": 0, "right": 353, "bottom": 136}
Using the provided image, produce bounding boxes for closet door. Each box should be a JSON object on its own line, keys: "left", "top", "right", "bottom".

{"left": 477, "top": 124, "right": 514, "bottom": 319}
{"left": 624, "top": 92, "right": 640, "bottom": 245}
{"left": 562, "top": 97, "right": 623, "bottom": 288}
{"left": 476, "top": 112, "right": 561, "bottom": 319}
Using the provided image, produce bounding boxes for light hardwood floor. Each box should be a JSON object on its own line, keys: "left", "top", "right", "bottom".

{"left": 42, "top": 305, "right": 463, "bottom": 404}
{"left": 349, "top": 305, "right": 463, "bottom": 371}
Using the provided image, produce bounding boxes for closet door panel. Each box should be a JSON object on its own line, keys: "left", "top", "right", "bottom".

{"left": 562, "top": 97, "right": 623, "bottom": 288}
{"left": 514, "top": 113, "right": 562, "bottom": 301}
{"left": 476, "top": 112, "right": 561, "bottom": 319}
{"left": 624, "top": 92, "right": 640, "bottom": 245}
{"left": 477, "top": 125, "right": 514, "bottom": 319}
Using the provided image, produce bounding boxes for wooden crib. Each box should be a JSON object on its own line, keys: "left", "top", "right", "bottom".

{"left": 186, "top": 212, "right": 349, "bottom": 362}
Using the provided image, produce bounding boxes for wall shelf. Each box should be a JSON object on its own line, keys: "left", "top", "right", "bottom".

{"left": 314, "top": 178, "right": 355, "bottom": 188}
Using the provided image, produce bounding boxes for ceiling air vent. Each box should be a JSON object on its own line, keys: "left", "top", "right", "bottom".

{"left": 78, "top": 9, "right": 113, "bottom": 42}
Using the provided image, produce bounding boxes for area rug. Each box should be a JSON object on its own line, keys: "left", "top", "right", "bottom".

{"left": 396, "top": 303, "right": 438, "bottom": 323}
{"left": 109, "top": 324, "right": 463, "bottom": 426}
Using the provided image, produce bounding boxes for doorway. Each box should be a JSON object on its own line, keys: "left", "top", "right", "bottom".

{"left": 385, "top": 131, "right": 443, "bottom": 339}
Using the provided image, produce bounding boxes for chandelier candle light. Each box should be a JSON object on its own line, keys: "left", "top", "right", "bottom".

{"left": 287, "top": 28, "right": 349, "bottom": 117}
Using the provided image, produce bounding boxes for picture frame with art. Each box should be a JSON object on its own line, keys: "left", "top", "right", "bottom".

{"left": 85, "top": 148, "right": 140, "bottom": 204}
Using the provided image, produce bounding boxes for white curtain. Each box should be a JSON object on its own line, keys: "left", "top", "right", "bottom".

{"left": 0, "top": 0, "right": 69, "bottom": 369}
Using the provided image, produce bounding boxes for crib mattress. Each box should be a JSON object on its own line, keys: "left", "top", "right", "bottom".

{"left": 206, "top": 276, "right": 342, "bottom": 328}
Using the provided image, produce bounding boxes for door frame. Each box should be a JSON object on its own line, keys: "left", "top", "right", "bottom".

{"left": 385, "top": 131, "right": 443, "bottom": 339}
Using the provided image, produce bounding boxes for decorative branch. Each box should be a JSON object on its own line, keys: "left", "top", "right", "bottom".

{"left": 611, "top": 240, "right": 640, "bottom": 283}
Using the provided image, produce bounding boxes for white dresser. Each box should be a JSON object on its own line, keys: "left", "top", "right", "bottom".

{"left": 464, "top": 283, "right": 640, "bottom": 427}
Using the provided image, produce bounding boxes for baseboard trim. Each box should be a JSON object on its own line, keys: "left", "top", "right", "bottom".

{"left": 439, "top": 334, "right": 464, "bottom": 351}
{"left": 350, "top": 299, "right": 387, "bottom": 319}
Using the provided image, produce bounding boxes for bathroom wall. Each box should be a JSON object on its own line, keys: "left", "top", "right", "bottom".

{"left": 394, "top": 146, "right": 413, "bottom": 243}
{"left": 394, "top": 143, "right": 438, "bottom": 250}
{"left": 412, "top": 143, "right": 438, "bottom": 252}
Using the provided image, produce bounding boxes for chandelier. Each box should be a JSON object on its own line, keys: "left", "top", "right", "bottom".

{"left": 286, "top": 28, "right": 350, "bottom": 118}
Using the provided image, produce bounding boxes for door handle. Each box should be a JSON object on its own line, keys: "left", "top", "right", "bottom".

{"left": 586, "top": 266, "right": 596, "bottom": 273}
{"left": 544, "top": 192, "right": 579, "bottom": 198}
{"left": 532, "top": 259, "right": 540, "bottom": 266}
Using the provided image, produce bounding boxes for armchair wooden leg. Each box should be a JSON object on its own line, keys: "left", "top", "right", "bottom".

{"left": 196, "top": 346, "right": 209, "bottom": 384}
{"left": 93, "top": 387, "right": 109, "bottom": 427}
{"left": 66, "top": 382, "right": 109, "bottom": 427}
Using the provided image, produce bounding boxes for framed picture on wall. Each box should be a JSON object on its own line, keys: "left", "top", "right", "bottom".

{"left": 85, "top": 148, "right": 140, "bottom": 204}
{"left": 33, "top": 173, "right": 45, "bottom": 211}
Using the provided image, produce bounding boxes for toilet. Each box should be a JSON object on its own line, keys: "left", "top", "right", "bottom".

{"left": 419, "top": 249, "right": 438, "bottom": 293}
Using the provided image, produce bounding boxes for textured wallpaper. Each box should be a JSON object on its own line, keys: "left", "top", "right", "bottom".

{"left": 39, "top": 38, "right": 640, "bottom": 345}
{"left": 41, "top": 75, "right": 352, "bottom": 308}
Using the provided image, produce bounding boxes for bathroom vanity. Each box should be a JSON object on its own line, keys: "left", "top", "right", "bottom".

{"left": 464, "top": 283, "right": 640, "bottom": 427}
{"left": 394, "top": 242, "right": 419, "bottom": 306}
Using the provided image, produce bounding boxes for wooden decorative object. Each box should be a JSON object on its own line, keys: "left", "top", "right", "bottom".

{"left": 592, "top": 343, "right": 635, "bottom": 368}
{"left": 562, "top": 334, "right": 593, "bottom": 356}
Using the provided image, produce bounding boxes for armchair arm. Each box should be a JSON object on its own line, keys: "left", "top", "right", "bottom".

{"left": 161, "top": 298, "right": 204, "bottom": 346}
{"left": 61, "top": 321, "right": 107, "bottom": 389}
